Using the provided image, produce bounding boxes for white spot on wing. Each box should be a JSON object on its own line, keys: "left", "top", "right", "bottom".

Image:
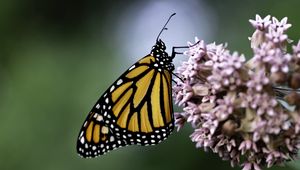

{"left": 116, "top": 79, "right": 123, "bottom": 85}
{"left": 129, "top": 65, "right": 135, "bottom": 70}
{"left": 80, "top": 137, "right": 85, "bottom": 144}
{"left": 110, "top": 85, "right": 115, "bottom": 92}
{"left": 96, "top": 115, "right": 103, "bottom": 121}
{"left": 83, "top": 121, "right": 87, "bottom": 127}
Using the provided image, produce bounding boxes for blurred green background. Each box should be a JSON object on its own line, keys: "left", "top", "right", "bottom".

{"left": 1, "top": 0, "right": 300, "bottom": 170}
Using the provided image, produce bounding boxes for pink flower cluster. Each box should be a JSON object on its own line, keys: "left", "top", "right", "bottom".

{"left": 173, "top": 15, "right": 300, "bottom": 170}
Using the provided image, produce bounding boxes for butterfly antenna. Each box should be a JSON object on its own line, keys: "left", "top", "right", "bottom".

{"left": 156, "top": 13, "right": 176, "bottom": 41}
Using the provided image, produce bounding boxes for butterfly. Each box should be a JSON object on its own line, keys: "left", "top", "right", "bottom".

{"left": 77, "top": 13, "right": 185, "bottom": 158}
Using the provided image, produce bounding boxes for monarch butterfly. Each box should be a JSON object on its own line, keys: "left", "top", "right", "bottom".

{"left": 77, "top": 13, "right": 186, "bottom": 158}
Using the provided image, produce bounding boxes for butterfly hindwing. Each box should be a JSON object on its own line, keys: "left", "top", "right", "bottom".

{"left": 77, "top": 112, "right": 127, "bottom": 158}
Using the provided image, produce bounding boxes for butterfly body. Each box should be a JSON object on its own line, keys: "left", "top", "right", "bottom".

{"left": 77, "top": 39, "right": 175, "bottom": 158}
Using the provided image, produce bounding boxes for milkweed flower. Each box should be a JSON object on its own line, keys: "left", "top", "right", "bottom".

{"left": 173, "top": 15, "right": 300, "bottom": 170}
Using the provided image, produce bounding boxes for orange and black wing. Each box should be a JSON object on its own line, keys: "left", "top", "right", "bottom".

{"left": 77, "top": 112, "right": 127, "bottom": 157}
{"left": 77, "top": 55, "right": 174, "bottom": 158}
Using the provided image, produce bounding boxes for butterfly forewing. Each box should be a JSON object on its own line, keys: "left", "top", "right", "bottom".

{"left": 77, "top": 40, "right": 174, "bottom": 157}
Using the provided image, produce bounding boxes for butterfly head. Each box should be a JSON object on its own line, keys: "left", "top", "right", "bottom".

{"left": 151, "top": 39, "right": 174, "bottom": 71}
{"left": 151, "top": 39, "right": 167, "bottom": 55}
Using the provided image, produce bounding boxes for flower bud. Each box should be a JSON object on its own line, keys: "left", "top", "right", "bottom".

{"left": 290, "top": 73, "right": 300, "bottom": 89}
{"left": 270, "top": 72, "right": 287, "bottom": 84}
{"left": 192, "top": 84, "right": 209, "bottom": 96}
{"left": 222, "top": 119, "right": 238, "bottom": 136}
{"left": 284, "top": 91, "right": 300, "bottom": 106}
{"left": 198, "top": 102, "right": 215, "bottom": 112}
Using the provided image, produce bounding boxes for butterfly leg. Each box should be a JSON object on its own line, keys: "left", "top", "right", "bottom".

{"left": 170, "top": 46, "right": 189, "bottom": 84}
{"left": 171, "top": 40, "right": 201, "bottom": 59}
{"left": 170, "top": 45, "right": 193, "bottom": 83}
{"left": 171, "top": 46, "right": 188, "bottom": 59}
{"left": 172, "top": 72, "right": 184, "bottom": 83}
